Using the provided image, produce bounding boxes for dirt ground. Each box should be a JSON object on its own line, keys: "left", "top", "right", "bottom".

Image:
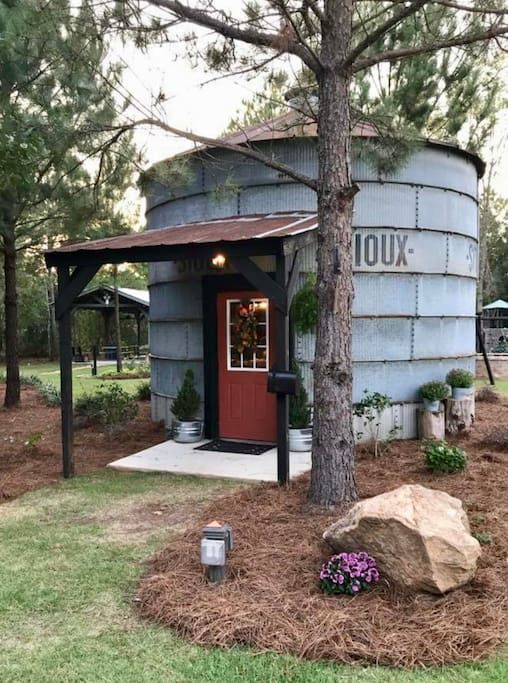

{"left": 138, "top": 396, "right": 508, "bottom": 668}
{"left": 0, "top": 386, "right": 165, "bottom": 502}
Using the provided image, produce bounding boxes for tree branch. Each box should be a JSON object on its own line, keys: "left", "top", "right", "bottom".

{"left": 353, "top": 23, "right": 508, "bottom": 72}
{"left": 432, "top": 1, "right": 507, "bottom": 15}
{"left": 110, "top": 117, "right": 318, "bottom": 191}
{"left": 345, "top": 0, "right": 428, "bottom": 68}
{"left": 146, "top": 0, "right": 322, "bottom": 72}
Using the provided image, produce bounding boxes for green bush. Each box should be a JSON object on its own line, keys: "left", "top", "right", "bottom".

{"left": 445, "top": 368, "right": 474, "bottom": 388}
{"left": 419, "top": 380, "right": 449, "bottom": 402}
{"left": 74, "top": 383, "right": 138, "bottom": 429}
{"left": 472, "top": 531, "right": 492, "bottom": 545}
{"left": 20, "top": 374, "right": 43, "bottom": 387}
{"left": 171, "top": 369, "right": 200, "bottom": 421}
{"left": 423, "top": 440, "right": 467, "bottom": 473}
{"left": 135, "top": 381, "right": 151, "bottom": 401}
{"left": 39, "top": 383, "right": 61, "bottom": 407}
{"left": 353, "top": 390, "right": 397, "bottom": 457}
{"left": 289, "top": 362, "right": 311, "bottom": 429}
{"left": 290, "top": 274, "right": 317, "bottom": 334}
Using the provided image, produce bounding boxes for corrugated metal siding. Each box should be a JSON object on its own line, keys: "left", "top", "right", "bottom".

{"left": 150, "top": 321, "right": 203, "bottom": 360}
{"left": 151, "top": 357, "right": 204, "bottom": 402}
{"left": 239, "top": 183, "right": 316, "bottom": 215}
{"left": 353, "top": 357, "right": 475, "bottom": 402}
{"left": 148, "top": 281, "right": 203, "bottom": 318}
{"left": 147, "top": 139, "right": 479, "bottom": 433}
{"left": 352, "top": 148, "right": 478, "bottom": 198}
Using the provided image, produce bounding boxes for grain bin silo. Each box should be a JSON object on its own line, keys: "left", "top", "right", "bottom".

{"left": 144, "top": 115, "right": 483, "bottom": 441}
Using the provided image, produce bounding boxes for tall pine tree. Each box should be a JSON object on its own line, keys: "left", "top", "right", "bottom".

{"left": 0, "top": 0, "right": 139, "bottom": 406}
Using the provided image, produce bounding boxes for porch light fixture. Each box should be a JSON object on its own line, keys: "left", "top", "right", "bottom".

{"left": 201, "top": 520, "right": 233, "bottom": 583}
{"left": 211, "top": 253, "right": 226, "bottom": 269}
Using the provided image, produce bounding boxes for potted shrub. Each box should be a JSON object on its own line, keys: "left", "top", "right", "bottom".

{"left": 446, "top": 368, "right": 475, "bottom": 400}
{"left": 171, "top": 369, "right": 202, "bottom": 443}
{"left": 419, "top": 380, "right": 449, "bottom": 412}
{"left": 289, "top": 362, "right": 312, "bottom": 452}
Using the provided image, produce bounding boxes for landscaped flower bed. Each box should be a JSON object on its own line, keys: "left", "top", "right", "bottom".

{"left": 137, "top": 397, "right": 508, "bottom": 668}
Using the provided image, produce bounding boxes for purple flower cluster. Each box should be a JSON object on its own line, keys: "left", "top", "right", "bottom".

{"left": 319, "top": 551, "right": 380, "bottom": 596}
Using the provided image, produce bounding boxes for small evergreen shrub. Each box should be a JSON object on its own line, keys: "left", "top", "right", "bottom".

{"left": 289, "top": 362, "right": 311, "bottom": 429}
{"left": 74, "top": 383, "right": 138, "bottom": 429}
{"left": 445, "top": 368, "right": 474, "bottom": 388}
{"left": 423, "top": 440, "right": 467, "bottom": 473}
{"left": 420, "top": 381, "right": 449, "bottom": 402}
{"left": 135, "top": 381, "right": 151, "bottom": 401}
{"left": 171, "top": 369, "right": 200, "bottom": 421}
{"left": 320, "top": 552, "right": 380, "bottom": 595}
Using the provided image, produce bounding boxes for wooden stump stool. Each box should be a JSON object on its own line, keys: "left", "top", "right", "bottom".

{"left": 418, "top": 408, "right": 445, "bottom": 441}
{"left": 445, "top": 398, "right": 475, "bottom": 435}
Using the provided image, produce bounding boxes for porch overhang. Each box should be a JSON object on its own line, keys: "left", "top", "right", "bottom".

{"left": 45, "top": 212, "right": 318, "bottom": 486}
{"left": 44, "top": 213, "right": 318, "bottom": 268}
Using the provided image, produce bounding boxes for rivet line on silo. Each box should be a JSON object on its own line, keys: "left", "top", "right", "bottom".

{"left": 445, "top": 233, "right": 450, "bottom": 274}
{"left": 410, "top": 278, "right": 417, "bottom": 360}
{"left": 415, "top": 187, "right": 420, "bottom": 228}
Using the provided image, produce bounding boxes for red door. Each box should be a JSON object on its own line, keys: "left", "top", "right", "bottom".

{"left": 217, "top": 291, "right": 277, "bottom": 442}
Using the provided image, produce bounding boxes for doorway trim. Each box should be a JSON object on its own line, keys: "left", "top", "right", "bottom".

{"left": 202, "top": 274, "right": 265, "bottom": 439}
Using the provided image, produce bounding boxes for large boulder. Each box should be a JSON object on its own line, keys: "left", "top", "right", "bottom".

{"left": 323, "top": 484, "right": 481, "bottom": 594}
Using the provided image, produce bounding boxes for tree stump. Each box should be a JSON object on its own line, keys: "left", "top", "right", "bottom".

{"left": 418, "top": 409, "right": 445, "bottom": 441}
{"left": 445, "top": 398, "right": 475, "bottom": 435}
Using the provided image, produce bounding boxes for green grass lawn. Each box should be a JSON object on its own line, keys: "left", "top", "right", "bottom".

{"left": 0, "top": 471, "right": 506, "bottom": 682}
{"left": 476, "top": 378, "right": 508, "bottom": 396}
{"left": 18, "top": 360, "right": 146, "bottom": 398}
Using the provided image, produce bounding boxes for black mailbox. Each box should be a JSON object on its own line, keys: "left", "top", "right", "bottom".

{"left": 267, "top": 368, "right": 298, "bottom": 395}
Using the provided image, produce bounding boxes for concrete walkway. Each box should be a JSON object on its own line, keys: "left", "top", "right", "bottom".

{"left": 108, "top": 439, "right": 312, "bottom": 482}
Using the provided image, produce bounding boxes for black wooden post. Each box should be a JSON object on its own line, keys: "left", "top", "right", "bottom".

{"left": 136, "top": 312, "right": 141, "bottom": 356}
{"left": 57, "top": 265, "right": 74, "bottom": 479}
{"left": 275, "top": 253, "right": 289, "bottom": 485}
{"left": 92, "top": 345, "right": 98, "bottom": 377}
{"left": 476, "top": 314, "right": 495, "bottom": 386}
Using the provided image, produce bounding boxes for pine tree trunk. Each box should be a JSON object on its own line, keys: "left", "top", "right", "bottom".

{"left": 309, "top": 0, "right": 358, "bottom": 506}
{"left": 3, "top": 227, "right": 20, "bottom": 407}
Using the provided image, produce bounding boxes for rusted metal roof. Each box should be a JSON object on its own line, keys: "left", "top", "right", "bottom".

{"left": 46, "top": 213, "right": 318, "bottom": 260}
{"left": 155, "top": 111, "right": 484, "bottom": 177}
{"left": 218, "top": 112, "right": 377, "bottom": 146}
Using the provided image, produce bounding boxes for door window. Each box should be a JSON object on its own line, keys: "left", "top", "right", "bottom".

{"left": 227, "top": 298, "right": 268, "bottom": 371}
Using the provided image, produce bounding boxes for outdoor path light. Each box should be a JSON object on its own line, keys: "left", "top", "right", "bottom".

{"left": 201, "top": 520, "right": 233, "bottom": 583}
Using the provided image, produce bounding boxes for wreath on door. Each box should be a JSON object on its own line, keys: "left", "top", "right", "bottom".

{"left": 232, "top": 300, "right": 259, "bottom": 353}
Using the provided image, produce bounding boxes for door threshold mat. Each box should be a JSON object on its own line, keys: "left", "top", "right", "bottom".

{"left": 195, "top": 439, "right": 275, "bottom": 455}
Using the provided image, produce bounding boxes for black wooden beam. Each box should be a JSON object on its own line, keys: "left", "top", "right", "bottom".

{"left": 275, "top": 253, "right": 290, "bottom": 486}
{"left": 57, "top": 266, "right": 74, "bottom": 479}
{"left": 227, "top": 253, "right": 287, "bottom": 313}
{"left": 282, "top": 230, "right": 316, "bottom": 256}
{"left": 286, "top": 249, "right": 303, "bottom": 308}
{"left": 55, "top": 265, "right": 100, "bottom": 320}
{"left": 476, "top": 315, "right": 495, "bottom": 386}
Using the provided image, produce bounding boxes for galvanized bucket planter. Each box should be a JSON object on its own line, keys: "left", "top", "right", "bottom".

{"left": 423, "top": 399, "right": 442, "bottom": 413}
{"left": 173, "top": 420, "right": 203, "bottom": 444}
{"left": 289, "top": 427, "right": 312, "bottom": 452}
{"left": 451, "top": 387, "right": 473, "bottom": 400}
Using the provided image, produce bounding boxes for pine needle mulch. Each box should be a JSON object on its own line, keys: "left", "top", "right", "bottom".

{"left": 137, "top": 401, "right": 508, "bottom": 668}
